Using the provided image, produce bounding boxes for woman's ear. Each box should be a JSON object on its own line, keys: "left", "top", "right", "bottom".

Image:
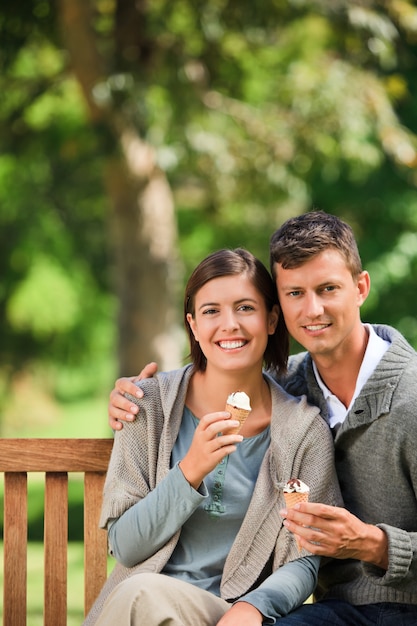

{"left": 186, "top": 312, "right": 199, "bottom": 341}
{"left": 268, "top": 304, "right": 280, "bottom": 335}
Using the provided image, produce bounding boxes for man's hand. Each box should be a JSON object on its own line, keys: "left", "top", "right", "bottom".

{"left": 280, "top": 502, "right": 388, "bottom": 569}
{"left": 108, "top": 362, "right": 158, "bottom": 430}
{"left": 217, "top": 602, "right": 263, "bottom": 626}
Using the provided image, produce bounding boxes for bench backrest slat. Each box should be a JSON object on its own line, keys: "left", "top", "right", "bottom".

{"left": 3, "top": 472, "right": 28, "bottom": 626}
{"left": 0, "top": 438, "right": 113, "bottom": 626}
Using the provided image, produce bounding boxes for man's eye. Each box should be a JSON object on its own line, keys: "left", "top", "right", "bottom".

{"left": 289, "top": 291, "right": 301, "bottom": 297}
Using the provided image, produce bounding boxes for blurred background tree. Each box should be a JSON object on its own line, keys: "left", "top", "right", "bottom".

{"left": 1, "top": 0, "right": 417, "bottom": 434}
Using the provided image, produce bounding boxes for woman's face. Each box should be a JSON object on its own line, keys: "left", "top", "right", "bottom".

{"left": 187, "top": 273, "right": 278, "bottom": 374}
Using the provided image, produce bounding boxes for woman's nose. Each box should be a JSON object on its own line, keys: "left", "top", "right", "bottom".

{"left": 221, "top": 310, "right": 239, "bottom": 331}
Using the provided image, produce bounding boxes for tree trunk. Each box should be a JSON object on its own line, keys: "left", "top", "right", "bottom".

{"left": 104, "top": 147, "right": 184, "bottom": 374}
{"left": 57, "top": 0, "right": 183, "bottom": 374}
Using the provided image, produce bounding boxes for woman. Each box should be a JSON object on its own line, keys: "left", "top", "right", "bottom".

{"left": 85, "top": 248, "right": 342, "bottom": 626}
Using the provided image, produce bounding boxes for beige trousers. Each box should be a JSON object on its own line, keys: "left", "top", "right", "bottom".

{"left": 94, "top": 573, "right": 231, "bottom": 626}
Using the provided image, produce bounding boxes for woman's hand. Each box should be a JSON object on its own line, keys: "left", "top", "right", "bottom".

{"left": 179, "top": 412, "right": 243, "bottom": 489}
{"left": 108, "top": 362, "right": 158, "bottom": 430}
{"left": 217, "top": 602, "right": 263, "bottom": 626}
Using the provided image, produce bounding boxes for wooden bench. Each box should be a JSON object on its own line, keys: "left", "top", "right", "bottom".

{"left": 0, "top": 438, "right": 113, "bottom": 626}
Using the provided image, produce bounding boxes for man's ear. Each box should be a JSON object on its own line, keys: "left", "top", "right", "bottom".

{"left": 357, "top": 271, "right": 371, "bottom": 306}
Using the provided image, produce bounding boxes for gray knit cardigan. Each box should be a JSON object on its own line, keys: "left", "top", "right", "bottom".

{"left": 84, "top": 366, "right": 342, "bottom": 625}
{"left": 281, "top": 324, "right": 417, "bottom": 606}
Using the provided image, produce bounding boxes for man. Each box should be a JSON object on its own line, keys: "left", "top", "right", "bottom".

{"left": 108, "top": 211, "right": 417, "bottom": 624}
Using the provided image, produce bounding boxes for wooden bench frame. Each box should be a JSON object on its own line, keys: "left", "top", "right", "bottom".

{"left": 0, "top": 438, "right": 113, "bottom": 626}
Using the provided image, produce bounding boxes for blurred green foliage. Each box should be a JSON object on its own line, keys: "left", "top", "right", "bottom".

{"left": 1, "top": 0, "right": 417, "bottom": 431}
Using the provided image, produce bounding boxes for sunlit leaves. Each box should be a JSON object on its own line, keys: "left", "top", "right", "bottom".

{"left": 24, "top": 79, "right": 86, "bottom": 130}
{"left": 389, "top": 0, "right": 417, "bottom": 37}
{"left": 7, "top": 256, "right": 80, "bottom": 337}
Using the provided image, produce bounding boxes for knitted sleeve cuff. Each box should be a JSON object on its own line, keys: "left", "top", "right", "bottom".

{"left": 363, "top": 523, "right": 413, "bottom": 584}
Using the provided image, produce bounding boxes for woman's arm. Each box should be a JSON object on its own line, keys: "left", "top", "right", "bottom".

{"left": 104, "top": 386, "right": 243, "bottom": 568}
{"left": 223, "top": 556, "right": 319, "bottom": 624}
{"left": 108, "top": 462, "right": 207, "bottom": 567}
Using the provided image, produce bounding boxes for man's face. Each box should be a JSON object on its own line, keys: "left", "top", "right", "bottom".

{"left": 274, "top": 249, "right": 370, "bottom": 360}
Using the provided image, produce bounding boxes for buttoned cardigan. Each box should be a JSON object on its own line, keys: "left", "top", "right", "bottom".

{"left": 84, "top": 365, "right": 342, "bottom": 625}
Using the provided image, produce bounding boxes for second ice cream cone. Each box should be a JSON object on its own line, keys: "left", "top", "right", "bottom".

{"left": 283, "top": 479, "right": 310, "bottom": 552}
{"left": 283, "top": 491, "right": 309, "bottom": 510}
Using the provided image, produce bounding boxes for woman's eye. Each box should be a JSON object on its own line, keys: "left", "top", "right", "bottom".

{"left": 202, "top": 308, "right": 217, "bottom": 315}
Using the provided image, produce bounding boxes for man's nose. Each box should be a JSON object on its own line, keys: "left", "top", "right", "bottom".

{"left": 304, "top": 293, "right": 324, "bottom": 318}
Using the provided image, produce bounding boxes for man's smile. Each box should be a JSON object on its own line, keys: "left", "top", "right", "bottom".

{"left": 303, "top": 323, "right": 332, "bottom": 332}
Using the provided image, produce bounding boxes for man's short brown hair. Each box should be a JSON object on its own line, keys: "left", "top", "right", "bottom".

{"left": 270, "top": 210, "right": 363, "bottom": 280}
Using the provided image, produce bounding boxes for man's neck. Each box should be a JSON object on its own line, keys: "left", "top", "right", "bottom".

{"left": 313, "top": 325, "right": 369, "bottom": 409}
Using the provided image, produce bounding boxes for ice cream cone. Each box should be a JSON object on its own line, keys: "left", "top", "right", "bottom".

{"left": 283, "top": 479, "right": 310, "bottom": 552}
{"left": 283, "top": 491, "right": 309, "bottom": 510}
{"left": 226, "top": 404, "right": 251, "bottom": 434}
{"left": 225, "top": 391, "right": 251, "bottom": 434}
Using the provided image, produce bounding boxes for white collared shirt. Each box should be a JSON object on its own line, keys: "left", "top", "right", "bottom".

{"left": 312, "top": 324, "right": 390, "bottom": 429}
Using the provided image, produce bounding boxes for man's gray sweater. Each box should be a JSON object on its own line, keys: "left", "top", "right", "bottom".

{"left": 280, "top": 324, "right": 417, "bottom": 605}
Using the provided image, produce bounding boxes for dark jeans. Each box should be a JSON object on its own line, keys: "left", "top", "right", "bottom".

{"left": 278, "top": 600, "right": 417, "bottom": 625}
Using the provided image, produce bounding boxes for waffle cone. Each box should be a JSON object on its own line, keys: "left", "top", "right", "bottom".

{"left": 226, "top": 404, "right": 251, "bottom": 434}
{"left": 283, "top": 491, "right": 309, "bottom": 509}
{"left": 283, "top": 491, "right": 309, "bottom": 552}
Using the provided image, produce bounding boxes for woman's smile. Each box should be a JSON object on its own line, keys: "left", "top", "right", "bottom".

{"left": 217, "top": 339, "right": 248, "bottom": 350}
